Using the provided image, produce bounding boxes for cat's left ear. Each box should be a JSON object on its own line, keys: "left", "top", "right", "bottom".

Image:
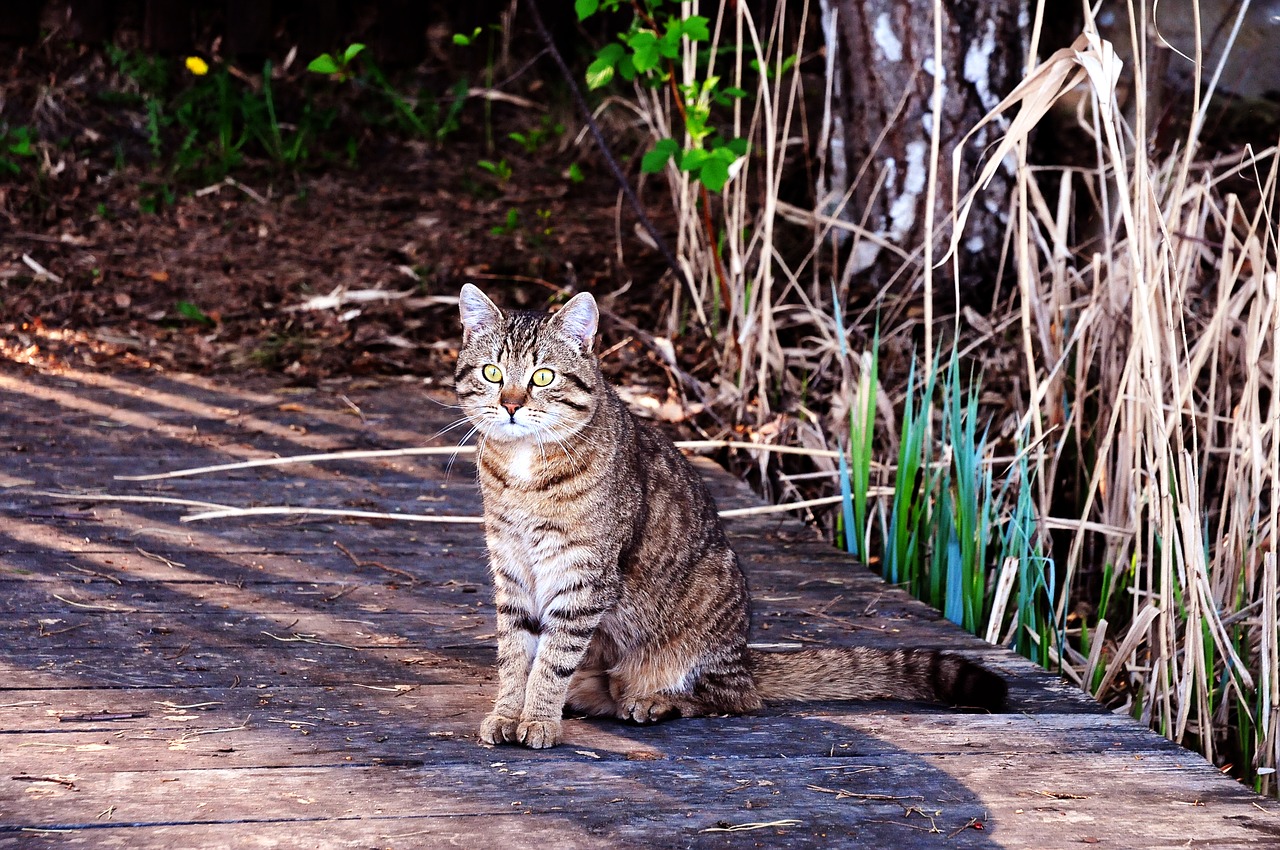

{"left": 459, "top": 283, "right": 502, "bottom": 344}
{"left": 552, "top": 292, "right": 599, "bottom": 353}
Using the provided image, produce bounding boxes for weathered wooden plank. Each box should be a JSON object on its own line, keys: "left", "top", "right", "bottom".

{"left": 3, "top": 819, "right": 1274, "bottom": 850}
{"left": 0, "top": 610, "right": 1015, "bottom": 667}
{"left": 3, "top": 751, "right": 1277, "bottom": 848}
{"left": 0, "top": 689, "right": 1181, "bottom": 768}
{"left": 0, "top": 549, "right": 484, "bottom": 586}
{"left": 0, "top": 816, "right": 724, "bottom": 850}
{"left": 3, "top": 363, "right": 1278, "bottom": 849}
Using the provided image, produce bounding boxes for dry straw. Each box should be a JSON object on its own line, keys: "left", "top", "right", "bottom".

{"left": 621, "top": 0, "right": 1280, "bottom": 791}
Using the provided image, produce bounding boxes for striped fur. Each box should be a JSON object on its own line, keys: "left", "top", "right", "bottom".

{"left": 456, "top": 285, "right": 1006, "bottom": 749}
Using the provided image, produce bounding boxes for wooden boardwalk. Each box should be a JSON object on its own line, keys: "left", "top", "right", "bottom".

{"left": 1, "top": 362, "right": 1278, "bottom": 849}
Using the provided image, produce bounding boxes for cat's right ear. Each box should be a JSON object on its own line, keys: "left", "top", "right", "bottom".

{"left": 459, "top": 284, "right": 502, "bottom": 344}
{"left": 551, "top": 292, "right": 599, "bottom": 353}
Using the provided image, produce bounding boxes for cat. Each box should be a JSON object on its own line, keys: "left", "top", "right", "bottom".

{"left": 454, "top": 284, "right": 1006, "bottom": 749}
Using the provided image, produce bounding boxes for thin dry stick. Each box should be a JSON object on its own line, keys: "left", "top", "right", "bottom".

{"left": 114, "top": 446, "right": 474, "bottom": 482}
{"left": 181, "top": 506, "right": 486, "bottom": 524}
{"left": 113, "top": 439, "right": 850, "bottom": 482}
{"left": 720, "top": 491, "right": 891, "bottom": 519}
{"left": 178, "top": 493, "right": 884, "bottom": 525}
{"left": 32, "top": 490, "right": 233, "bottom": 511}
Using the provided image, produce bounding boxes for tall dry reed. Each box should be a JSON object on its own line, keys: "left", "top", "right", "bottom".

{"left": 621, "top": 0, "right": 1280, "bottom": 789}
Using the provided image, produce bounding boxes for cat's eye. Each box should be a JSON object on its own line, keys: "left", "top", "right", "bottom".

{"left": 481, "top": 364, "right": 503, "bottom": 383}
{"left": 530, "top": 368, "right": 555, "bottom": 387}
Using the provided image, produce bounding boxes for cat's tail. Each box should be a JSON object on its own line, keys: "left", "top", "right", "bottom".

{"left": 747, "top": 647, "right": 1006, "bottom": 711}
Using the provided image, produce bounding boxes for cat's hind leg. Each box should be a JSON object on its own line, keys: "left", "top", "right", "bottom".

{"left": 565, "top": 665, "right": 617, "bottom": 716}
{"left": 609, "top": 654, "right": 762, "bottom": 723}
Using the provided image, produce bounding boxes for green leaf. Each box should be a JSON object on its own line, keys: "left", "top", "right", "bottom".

{"left": 8, "top": 128, "right": 33, "bottom": 157}
{"left": 598, "top": 43, "right": 626, "bottom": 63}
{"left": 617, "top": 54, "right": 637, "bottom": 82}
{"left": 342, "top": 43, "right": 366, "bottom": 64}
{"left": 586, "top": 59, "right": 614, "bottom": 90}
{"left": 176, "top": 300, "right": 213, "bottom": 325}
{"left": 679, "top": 148, "right": 709, "bottom": 172}
{"left": 681, "top": 16, "right": 710, "bottom": 41}
{"left": 725, "top": 137, "right": 749, "bottom": 156}
{"left": 710, "top": 146, "right": 738, "bottom": 163}
{"left": 716, "top": 86, "right": 748, "bottom": 105}
{"left": 699, "top": 157, "right": 730, "bottom": 191}
{"left": 567, "top": 162, "right": 585, "bottom": 183}
{"left": 658, "top": 26, "right": 682, "bottom": 59}
{"left": 627, "top": 31, "right": 661, "bottom": 73}
{"left": 575, "top": 0, "right": 599, "bottom": 20}
{"left": 641, "top": 138, "right": 680, "bottom": 173}
{"left": 454, "top": 27, "right": 482, "bottom": 46}
{"left": 586, "top": 43, "right": 626, "bottom": 90}
{"left": 306, "top": 54, "right": 339, "bottom": 75}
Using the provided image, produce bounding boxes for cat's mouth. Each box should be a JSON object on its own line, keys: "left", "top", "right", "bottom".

{"left": 483, "top": 413, "right": 541, "bottom": 442}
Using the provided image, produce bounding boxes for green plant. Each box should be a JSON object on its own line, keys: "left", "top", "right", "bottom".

{"left": 832, "top": 292, "right": 876, "bottom": 559}
{"left": 175, "top": 300, "right": 215, "bottom": 326}
{"left": 509, "top": 117, "right": 564, "bottom": 154}
{"left": 579, "top": 1, "right": 747, "bottom": 193}
{"left": 105, "top": 46, "right": 338, "bottom": 181}
{"left": 490, "top": 208, "right": 520, "bottom": 237}
{"left": 106, "top": 45, "right": 170, "bottom": 159}
{"left": 534, "top": 208, "right": 553, "bottom": 237}
{"left": 451, "top": 27, "right": 483, "bottom": 47}
{"left": 137, "top": 182, "right": 175, "bottom": 214}
{"left": 308, "top": 44, "right": 467, "bottom": 145}
{"left": 477, "top": 158, "right": 513, "bottom": 182}
{"left": 0, "top": 125, "right": 37, "bottom": 175}
{"left": 451, "top": 24, "right": 502, "bottom": 150}
{"left": 306, "top": 43, "right": 366, "bottom": 81}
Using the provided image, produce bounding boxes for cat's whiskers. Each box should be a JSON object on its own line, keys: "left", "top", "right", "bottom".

{"left": 444, "top": 424, "right": 482, "bottom": 480}
{"left": 424, "top": 395, "right": 466, "bottom": 411}
{"left": 431, "top": 415, "right": 478, "bottom": 444}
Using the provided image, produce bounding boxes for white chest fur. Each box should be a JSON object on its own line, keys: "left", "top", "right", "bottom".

{"left": 489, "top": 521, "right": 584, "bottom": 618}
{"left": 507, "top": 444, "right": 536, "bottom": 482}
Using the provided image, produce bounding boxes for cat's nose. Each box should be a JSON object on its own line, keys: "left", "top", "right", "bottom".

{"left": 501, "top": 401, "right": 522, "bottom": 416}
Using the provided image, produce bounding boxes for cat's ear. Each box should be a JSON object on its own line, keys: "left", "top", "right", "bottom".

{"left": 552, "top": 292, "right": 599, "bottom": 352}
{"left": 459, "top": 284, "right": 502, "bottom": 343}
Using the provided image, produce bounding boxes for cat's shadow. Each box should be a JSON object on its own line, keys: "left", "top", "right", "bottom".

{"left": 472, "top": 702, "right": 1014, "bottom": 847}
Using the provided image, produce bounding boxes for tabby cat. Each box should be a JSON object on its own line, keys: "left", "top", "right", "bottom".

{"left": 454, "top": 284, "right": 1006, "bottom": 749}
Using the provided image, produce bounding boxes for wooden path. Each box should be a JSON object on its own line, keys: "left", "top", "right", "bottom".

{"left": 1, "top": 362, "right": 1278, "bottom": 849}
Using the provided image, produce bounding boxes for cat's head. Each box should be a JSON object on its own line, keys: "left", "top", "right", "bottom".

{"left": 454, "top": 284, "right": 601, "bottom": 445}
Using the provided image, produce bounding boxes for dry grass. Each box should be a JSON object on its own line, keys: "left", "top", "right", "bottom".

{"left": 625, "top": 0, "right": 1280, "bottom": 790}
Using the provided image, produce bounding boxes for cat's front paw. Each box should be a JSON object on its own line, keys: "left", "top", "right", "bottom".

{"left": 618, "top": 695, "right": 679, "bottom": 724}
{"left": 517, "top": 718, "right": 562, "bottom": 749}
{"left": 479, "top": 712, "right": 521, "bottom": 745}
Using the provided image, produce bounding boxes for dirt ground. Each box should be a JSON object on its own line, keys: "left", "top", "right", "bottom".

{"left": 0, "top": 39, "right": 682, "bottom": 397}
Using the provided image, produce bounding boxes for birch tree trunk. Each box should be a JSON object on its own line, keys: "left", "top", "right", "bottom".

{"left": 818, "top": 0, "right": 1026, "bottom": 294}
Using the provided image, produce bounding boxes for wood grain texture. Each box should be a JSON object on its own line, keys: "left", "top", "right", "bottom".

{"left": 1, "top": 363, "right": 1277, "bottom": 848}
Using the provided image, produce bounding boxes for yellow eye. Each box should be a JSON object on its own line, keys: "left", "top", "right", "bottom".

{"left": 482, "top": 364, "right": 503, "bottom": 383}
{"left": 531, "top": 368, "right": 555, "bottom": 387}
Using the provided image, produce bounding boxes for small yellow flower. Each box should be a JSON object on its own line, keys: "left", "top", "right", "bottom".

{"left": 185, "top": 56, "right": 209, "bottom": 76}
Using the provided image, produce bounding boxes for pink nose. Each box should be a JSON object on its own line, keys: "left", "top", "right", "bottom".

{"left": 502, "top": 402, "right": 521, "bottom": 416}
